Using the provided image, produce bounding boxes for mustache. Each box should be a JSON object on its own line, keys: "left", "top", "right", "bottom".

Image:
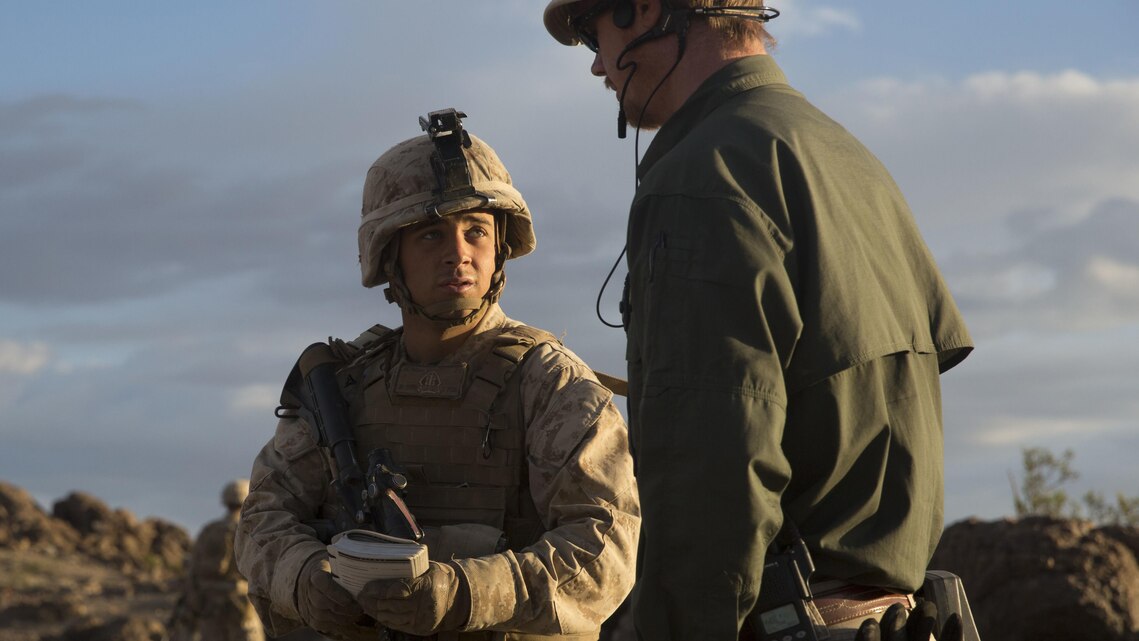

{"left": 604, "top": 78, "right": 617, "bottom": 92}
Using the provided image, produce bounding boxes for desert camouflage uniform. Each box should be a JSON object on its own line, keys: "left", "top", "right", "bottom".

{"left": 178, "top": 510, "right": 264, "bottom": 641}
{"left": 236, "top": 304, "right": 640, "bottom": 640}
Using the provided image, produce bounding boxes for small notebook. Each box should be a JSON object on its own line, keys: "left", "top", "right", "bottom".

{"left": 327, "top": 529, "right": 429, "bottom": 596}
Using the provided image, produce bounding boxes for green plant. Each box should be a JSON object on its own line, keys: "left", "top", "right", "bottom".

{"left": 1083, "top": 490, "right": 1139, "bottom": 527}
{"left": 1009, "top": 446, "right": 1139, "bottom": 526}
{"left": 1009, "top": 446, "right": 1079, "bottom": 519}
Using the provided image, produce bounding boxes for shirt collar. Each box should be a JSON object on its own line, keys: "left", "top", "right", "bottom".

{"left": 637, "top": 54, "right": 788, "bottom": 179}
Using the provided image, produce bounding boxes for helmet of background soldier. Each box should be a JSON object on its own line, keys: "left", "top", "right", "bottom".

{"left": 357, "top": 132, "right": 535, "bottom": 289}
{"left": 221, "top": 479, "right": 250, "bottom": 510}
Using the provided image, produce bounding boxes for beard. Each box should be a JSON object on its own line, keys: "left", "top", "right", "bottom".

{"left": 605, "top": 77, "right": 664, "bottom": 131}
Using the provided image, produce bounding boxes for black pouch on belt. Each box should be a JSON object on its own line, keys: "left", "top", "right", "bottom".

{"left": 917, "top": 571, "right": 982, "bottom": 641}
{"left": 744, "top": 539, "right": 829, "bottom": 641}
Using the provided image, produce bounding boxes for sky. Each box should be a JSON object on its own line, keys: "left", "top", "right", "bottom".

{"left": 1, "top": 1, "right": 1137, "bottom": 536}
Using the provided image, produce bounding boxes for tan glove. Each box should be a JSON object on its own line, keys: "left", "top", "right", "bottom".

{"left": 357, "top": 561, "right": 471, "bottom": 636}
{"left": 297, "top": 554, "right": 378, "bottom": 641}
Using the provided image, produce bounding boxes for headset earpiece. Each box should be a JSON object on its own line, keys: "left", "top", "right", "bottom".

{"left": 612, "top": 0, "right": 635, "bottom": 28}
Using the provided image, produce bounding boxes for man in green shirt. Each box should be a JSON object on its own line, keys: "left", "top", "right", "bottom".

{"left": 542, "top": 1, "right": 975, "bottom": 640}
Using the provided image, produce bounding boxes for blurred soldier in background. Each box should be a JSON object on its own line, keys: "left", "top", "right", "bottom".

{"left": 170, "top": 478, "right": 264, "bottom": 641}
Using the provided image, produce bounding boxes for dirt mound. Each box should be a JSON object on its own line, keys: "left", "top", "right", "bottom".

{"left": 0, "top": 482, "right": 79, "bottom": 553}
{"left": 0, "top": 481, "right": 189, "bottom": 641}
{"left": 932, "top": 516, "right": 1139, "bottom": 641}
{"left": 51, "top": 491, "right": 189, "bottom": 581}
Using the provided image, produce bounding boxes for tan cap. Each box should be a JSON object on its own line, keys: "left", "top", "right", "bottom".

{"left": 544, "top": 0, "right": 590, "bottom": 46}
{"left": 357, "top": 133, "right": 535, "bottom": 288}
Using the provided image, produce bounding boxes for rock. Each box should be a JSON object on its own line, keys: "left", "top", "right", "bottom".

{"left": 932, "top": 516, "right": 1139, "bottom": 641}
{"left": 51, "top": 492, "right": 118, "bottom": 536}
{"left": 0, "top": 482, "right": 78, "bottom": 552}
{"left": 49, "top": 491, "right": 189, "bottom": 581}
{"left": 1, "top": 481, "right": 190, "bottom": 641}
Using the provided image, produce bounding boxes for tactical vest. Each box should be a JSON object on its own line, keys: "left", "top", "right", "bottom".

{"left": 335, "top": 323, "right": 554, "bottom": 555}
{"left": 334, "top": 325, "right": 598, "bottom": 640}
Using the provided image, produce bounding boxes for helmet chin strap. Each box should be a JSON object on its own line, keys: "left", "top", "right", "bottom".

{"left": 384, "top": 273, "right": 498, "bottom": 329}
{"left": 382, "top": 221, "right": 510, "bottom": 329}
{"left": 415, "top": 267, "right": 506, "bottom": 328}
{"left": 420, "top": 297, "right": 489, "bottom": 326}
{"left": 385, "top": 281, "right": 487, "bottom": 329}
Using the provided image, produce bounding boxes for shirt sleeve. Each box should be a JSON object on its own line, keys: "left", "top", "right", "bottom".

{"left": 454, "top": 342, "right": 641, "bottom": 634}
{"left": 625, "top": 193, "right": 800, "bottom": 640}
{"left": 234, "top": 416, "right": 331, "bottom": 635}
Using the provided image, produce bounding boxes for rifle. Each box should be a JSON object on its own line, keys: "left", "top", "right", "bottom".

{"left": 284, "top": 342, "right": 423, "bottom": 542}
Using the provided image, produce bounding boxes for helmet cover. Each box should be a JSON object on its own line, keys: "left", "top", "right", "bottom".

{"left": 357, "top": 117, "right": 535, "bottom": 288}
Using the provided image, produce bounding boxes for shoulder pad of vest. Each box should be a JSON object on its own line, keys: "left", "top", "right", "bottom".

{"left": 322, "top": 324, "right": 398, "bottom": 364}
{"left": 347, "top": 323, "right": 395, "bottom": 350}
{"left": 279, "top": 328, "right": 389, "bottom": 412}
{"left": 489, "top": 325, "right": 560, "bottom": 363}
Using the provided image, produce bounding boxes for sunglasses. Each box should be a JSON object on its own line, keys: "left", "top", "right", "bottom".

{"left": 570, "top": 0, "right": 618, "bottom": 53}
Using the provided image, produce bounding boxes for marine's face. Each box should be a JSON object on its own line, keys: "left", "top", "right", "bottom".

{"left": 397, "top": 211, "right": 497, "bottom": 311}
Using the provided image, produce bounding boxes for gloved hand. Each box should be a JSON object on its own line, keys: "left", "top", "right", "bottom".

{"left": 357, "top": 560, "right": 471, "bottom": 636}
{"left": 853, "top": 601, "right": 963, "bottom": 641}
{"left": 297, "top": 554, "right": 378, "bottom": 641}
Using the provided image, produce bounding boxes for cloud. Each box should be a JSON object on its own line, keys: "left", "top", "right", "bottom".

{"left": 1086, "top": 255, "right": 1139, "bottom": 292}
{"left": 0, "top": 94, "right": 139, "bottom": 135}
{"left": 970, "top": 415, "right": 1126, "bottom": 447}
{"left": 229, "top": 384, "right": 278, "bottom": 415}
{"left": 822, "top": 70, "right": 1139, "bottom": 255}
{"left": 811, "top": 70, "right": 1139, "bottom": 337}
{"left": 0, "top": 339, "right": 51, "bottom": 374}
{"left": 0, "top": 339, "right": 52, "bottom": 412}
{"left": 963, "top": 69, "right": 1138, "bottom": 102}
{"left": 945, "top": 197, "right": 1139, "bottom": 333}
{"left": 775, "top": 6, "right": 862, "bottom": 37}
{"left": 0, "top": 95, "right": 360, "bottom": 306}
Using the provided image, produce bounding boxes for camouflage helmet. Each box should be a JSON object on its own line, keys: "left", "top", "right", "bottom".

{"left": 221, "top": 479, "right": 249, "bottom": 509}
{"left": 357, "top": 109, "right": 535, "bottom": 288}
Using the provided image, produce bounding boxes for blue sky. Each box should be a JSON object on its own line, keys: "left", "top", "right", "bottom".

{"left": 2, "top": 1, "right": 1137, "bottom": 535}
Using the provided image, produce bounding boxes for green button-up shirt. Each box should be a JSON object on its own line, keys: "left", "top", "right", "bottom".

{"left": 624, "top": 55, "right": 972, "bottom": 640}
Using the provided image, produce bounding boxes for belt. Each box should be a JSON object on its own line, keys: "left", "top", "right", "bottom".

{"left": 739, "top": 583, "right": 914, "bottom": 640}
{"left": 811, "top": 582, "right": 915, "bottom": 627}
